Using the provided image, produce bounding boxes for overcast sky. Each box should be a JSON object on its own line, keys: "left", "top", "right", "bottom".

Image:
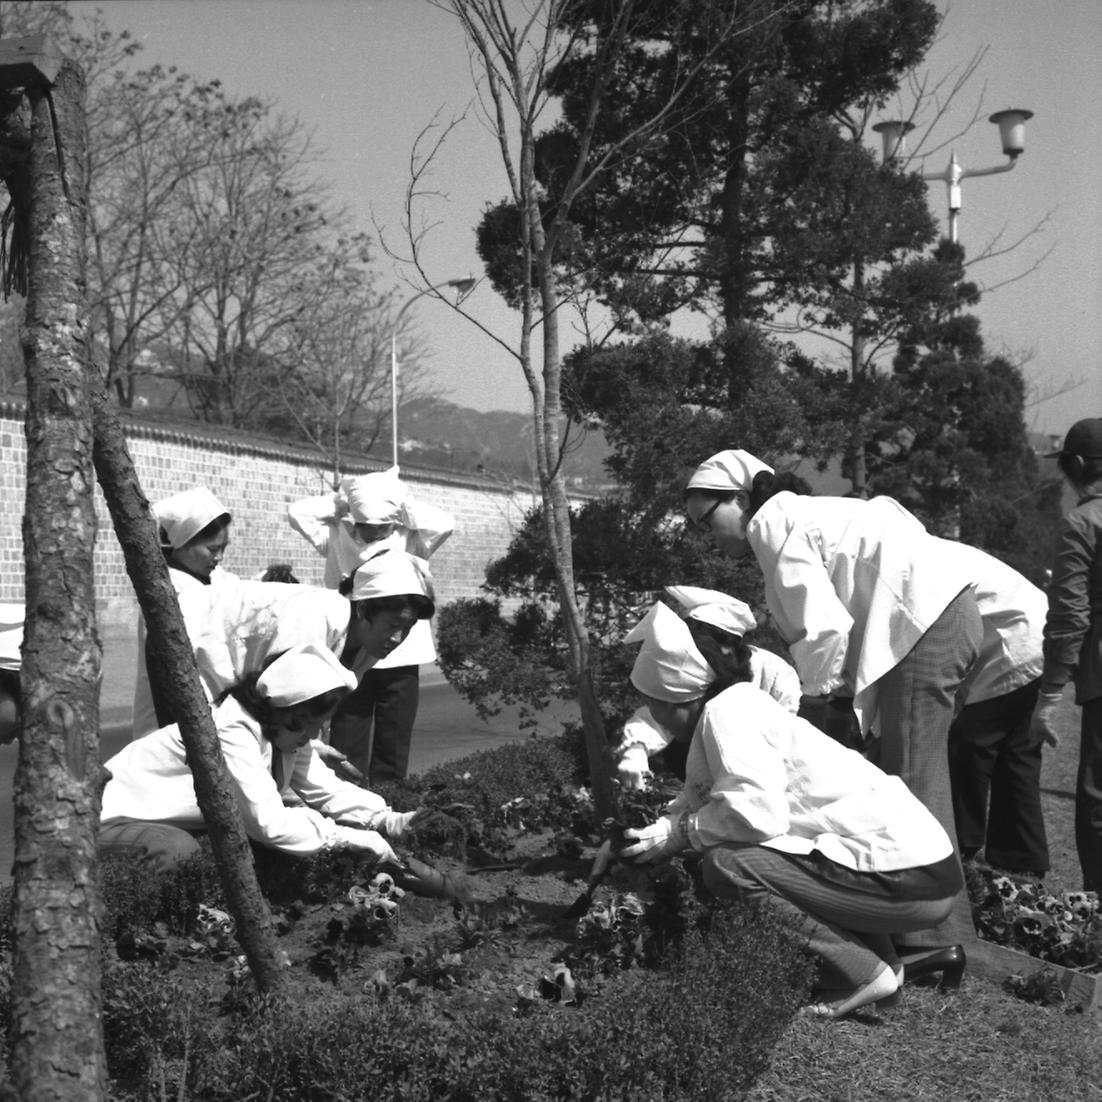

{"left": 82, "top": 0, "right": 1102, "bottom": 437}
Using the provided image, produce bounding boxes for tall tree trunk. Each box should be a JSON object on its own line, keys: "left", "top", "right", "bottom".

{"left": 10, "top": 59, "right": 108, "bottom": 1101}
{"left": 89, "top": 382, "right": 287, "bottom": 994}
{"left": 849, "top": 260, "right": 869, "bottom": 499}
{"left": 529, "top": 229, "right": 616, "bottom": 822}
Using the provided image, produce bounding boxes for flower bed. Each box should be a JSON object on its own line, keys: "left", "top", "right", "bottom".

{"left": 967, "top": 866, "right": 1102, "bottom": 1011}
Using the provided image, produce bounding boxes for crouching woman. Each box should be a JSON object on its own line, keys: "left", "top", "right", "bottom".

{"left": 100, "top": 643, "right": 416, "bottom": 872}
{"left": 620, "top": 603, "right": 962, "bottom": 1020}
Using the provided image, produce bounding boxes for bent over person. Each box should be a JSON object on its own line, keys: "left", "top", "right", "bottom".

{"left": 615, "top": 585, "right": 799, "bottom": 791}
{"left": 620, "top": 603, "right": 963, "bottom": 1020}
{"left": 288, "top": 467, "right": 454, "bottom": 784}
{"left": 684, "top": 449, "right": 982, "bottom": 950}
{"left": 100, "top": 643, "right": 420, "bottom": 873}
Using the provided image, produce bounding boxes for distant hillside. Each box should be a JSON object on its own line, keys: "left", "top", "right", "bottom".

{"left": 397, "top": 397, "right": 614, "bottom": 491}
{"left": 96, "top": 369, "right": 617, "bottom": 492}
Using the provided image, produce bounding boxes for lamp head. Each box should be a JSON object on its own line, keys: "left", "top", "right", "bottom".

{"left": 872, "top": 119, "right": 915, "bottom": 164}
{"left": 989, "top": 109, "right": 1033, "bottom": 159}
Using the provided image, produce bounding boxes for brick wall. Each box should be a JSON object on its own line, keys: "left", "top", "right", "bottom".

{"left": 0, "top": 402, "right": 552, "bottom": 626}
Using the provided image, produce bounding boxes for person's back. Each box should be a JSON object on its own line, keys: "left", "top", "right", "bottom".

{"left": 932, "top": 540, "right": 1044, "bottom": 704}
{"left": 747, "top": 491, "right": 972, "bottom": 725}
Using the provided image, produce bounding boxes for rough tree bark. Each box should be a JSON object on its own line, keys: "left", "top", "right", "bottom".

{"left": 9, "top": 57, "right": 108, "bottom": 1101}
{"left": 2, "top": 43, "right": 286, "bottom": 1102}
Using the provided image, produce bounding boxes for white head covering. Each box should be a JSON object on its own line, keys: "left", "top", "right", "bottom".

{"left": 0, "top": 602, "right": 23, "bottom": 672}
{"left": 154, "top": 487, "right": 231, "bottom": 549}
{"left": 686, "top": 449, "right": 773, "bottom": 494}
{"left": 626, "top": 602, "right": 714, "bottom": 703}
{"left": 350, "top": 548, "right": 434, "bottom": 616}
{"left": 665, "top": 585, "right": 757, "bottom": 637}
{"left": 342, "top": 467, "right": 406, "bottom": 525}
{"left": 255, "top": 643, "right": 357, "bottom": 707}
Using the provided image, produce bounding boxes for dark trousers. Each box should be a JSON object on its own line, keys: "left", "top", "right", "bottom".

{"left": 948, "top": 678, "right": 1049, "bottom": 874}
{"left": 329, "top": 664, "right": 420, "bottom": 783}
{"left": 1078, "top": 698, "right": 1102, "bottom": 891}
{"left": 703, "top": 845, "right": 955, "bottom": 989}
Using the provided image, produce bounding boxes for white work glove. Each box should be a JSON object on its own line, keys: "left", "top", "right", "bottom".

{"left": 341, "top": 828, "right": 398, "bottom": 864}
{"left": 621, "top": 814, "right": 690, "bottom": 865}
{"left": 617, "top": 744, "right": 652, "bottom": 793}
{"left": 1028, "top": 689, "right": 1063, "bottom": 749}
{"left": 370, "top": 808, "right": 421, "bottom": 838}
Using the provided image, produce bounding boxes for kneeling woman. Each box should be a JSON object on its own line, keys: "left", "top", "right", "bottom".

{"left": 101, "top": 643, "right": 416, "bottom": 872}
{"left": 620, "top": 604, "right": 962, "bottom": 1019}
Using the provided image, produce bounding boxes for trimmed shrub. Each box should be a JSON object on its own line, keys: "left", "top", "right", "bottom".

{"left": 104, "top": 898, "right": 809, "bottom": 1101}
{"left": 100, "top": 846, "right": 224, "bottom": 942}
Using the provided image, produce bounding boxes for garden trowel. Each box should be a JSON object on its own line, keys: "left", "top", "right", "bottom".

{"left": 562, "top": 834, "right": 619, "bottom": 920}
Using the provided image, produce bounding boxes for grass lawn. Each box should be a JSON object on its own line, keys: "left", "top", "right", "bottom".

{"left": 746, "top": 689, "right": 1102, "bottom": 1102}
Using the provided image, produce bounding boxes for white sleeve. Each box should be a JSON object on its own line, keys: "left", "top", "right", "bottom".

{"left": 614, "top": 705, "right": 672, "bottom": 757}
{"left": 287, "top": 492, "right": 343, "bottom": 558}
{"left": 748, "top": 647, "right": 802, "bottom": 713}
{"left": 289, "top": 745, "right": 388, "bottom": 824}
{"left": 750, "top": 508, "right": 852, "bottom": 697}
{"left": 216, "top": 707, "right": 350, "bottom": 854}
{"left": 400, "top": 498, "right": 455, "bottom": 560}
{"left": 685, "top": 691, "right": 792, "bottom": 850}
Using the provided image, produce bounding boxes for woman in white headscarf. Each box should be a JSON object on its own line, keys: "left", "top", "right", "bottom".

{"left": 683, "top": 449, "right": 983, "bottom": 952}
{"left": 101, "top": 644, "right": 416, "bottom": 872}
{"left": 619, "top": 603, "right": 963, "bottom": 1020}
{"left": 615, "top": 586, "right": 800, "bottom": 791}
{"left": 132, "top": 487, "right": 239, "bottom": 737}
{"left": 288, "top": 468, "right": 454, "bottom": 784}
{"left": 0, "top": 603, "right": 22, "bottom": 743}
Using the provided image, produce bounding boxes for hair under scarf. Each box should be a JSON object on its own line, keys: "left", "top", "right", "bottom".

{"left": 664, "top": 585, "right": 758, "bottom": 637}
{"left": 153, "top": 486, "right": 230, "bottom": 549}
{"left": 255, "top": 643, "right": 357, "bottom": 707}
{"left": 685, "top": 449, "right": 773, "bottom": 494}
{"left": 626, "top": 602, "right": 714, "bottom": 703}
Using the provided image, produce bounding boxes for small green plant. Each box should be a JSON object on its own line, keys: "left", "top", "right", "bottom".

{"left": 100, "top": 847, "right": 224, "bottom": 945}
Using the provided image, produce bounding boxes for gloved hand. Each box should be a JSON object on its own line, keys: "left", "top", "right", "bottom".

{"left": 616, "top": 744, "right": 652, "bottom": 792}
{"left": 371, "top": 808, "right": 421, "bottom": 838}
{"left": 620, "top": 814, "right": 690, "bottom": 865}
{"left": 1028, "top": 689, "right": 1063, "bottom": 748}
{"left": 342, "top": 828, "right": 398, "bottom": 864}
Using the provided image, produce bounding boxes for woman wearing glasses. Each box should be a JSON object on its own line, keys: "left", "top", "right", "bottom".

{"left": 683, "top": 449, "right": 982, "bottom": 963}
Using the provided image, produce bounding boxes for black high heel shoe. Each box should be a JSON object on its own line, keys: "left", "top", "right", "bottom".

{"left": 899, "top": 944, "right": 966, "bottom": 990}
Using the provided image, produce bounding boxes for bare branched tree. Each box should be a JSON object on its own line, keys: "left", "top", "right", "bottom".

{"left": 412, "top": 0, "right": 758, "bottom": 820}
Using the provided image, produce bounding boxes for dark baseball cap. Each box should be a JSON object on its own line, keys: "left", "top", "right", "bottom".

{"left": 1045, "top": 418, "right": 1102, "bottom": 458}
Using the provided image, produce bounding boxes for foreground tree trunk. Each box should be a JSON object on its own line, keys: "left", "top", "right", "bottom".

{"left": 10, "top": 58, "right": 108, "bottom": 1101}
{"left": 90, "top": 381, "right": 286, "bottom": 993}
{"left": 3, "top": 46, "right": 284, "bottom": 1101}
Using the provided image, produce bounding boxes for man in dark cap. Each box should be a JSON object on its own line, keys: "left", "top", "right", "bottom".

{"left": 1030, "top": 417, "right": 1102, "bottom": 891}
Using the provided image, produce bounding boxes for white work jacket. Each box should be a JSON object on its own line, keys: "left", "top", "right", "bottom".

{"left": 747, "top": 492, "right": 972, "bottom": 734}
{"left": 668, "top": 682, "right": 954, "bottom": 873}
{"left": 132, "top": 565, "right": 238, "bottom": 739}
{"left": 931, "top": 539, "right": 1044, "bottom": 705}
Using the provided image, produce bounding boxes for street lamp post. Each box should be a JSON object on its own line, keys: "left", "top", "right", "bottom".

{"left": 389, "top": 277, "right": 476, "bottom": 468}
{"left": 873, "top": 109, "right": 1033, "bottom": 243}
